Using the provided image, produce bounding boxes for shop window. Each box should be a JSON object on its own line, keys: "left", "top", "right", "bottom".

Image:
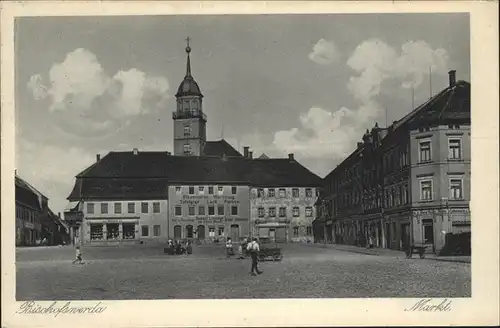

{"left": 209, "top": 227, "right": 215, "bottom": 237}
{"left": 107, "top": 223, "right": 119, "bottom": 240}
{"left": 90, "top": 224, "right": 103, "bottom": 240}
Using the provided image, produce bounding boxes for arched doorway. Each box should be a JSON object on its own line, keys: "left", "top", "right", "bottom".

{"left": 186, "top": 225, "right": 194, "bottom": 239}
{"left": 230, "top": 224, "right": 239, "bottom": 240}
{"left": 197, "top": 225, "right": 205, "bottom": 240}
{"left": 174, "top": 225, "right": 182, "bottom": 240}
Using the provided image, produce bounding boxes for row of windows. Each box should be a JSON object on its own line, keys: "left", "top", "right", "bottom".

{"left": 176, "top": 185, "right": 238, "bottom": 195}
{"left": 174, "top": 205, "right": 239, "bottom": 216}
{"left": 16, "top": 206, "right": 40, "bottom": 224}
{"left": 87, "top": 202, "right": 161, "bottom": 215}
{"left": 384, "top": 145, "right": 410, "bottom": 174}
{"left": 419, "top": 177, "right": 464, "bottom": 201}
{"left": 257, "top": 206, "right": 313, "bottom": 218}
{"left": 418, "top": 137, "right": 463, "bottom": 163}
{"left": 256, "top": 188, "right": 315, "bottom": 198}
{"left": 384, "top": 184, "right": 410, "bottom": 208}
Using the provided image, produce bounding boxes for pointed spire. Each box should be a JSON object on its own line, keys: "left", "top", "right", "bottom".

{"left": 185, "top": 36, "right": 192, "bottom": 78}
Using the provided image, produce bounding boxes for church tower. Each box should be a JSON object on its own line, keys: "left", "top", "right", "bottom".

{"left": 173, "top": 38, "right": 207, "bottom": 156}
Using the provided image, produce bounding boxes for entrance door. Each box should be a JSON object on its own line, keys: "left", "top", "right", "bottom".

{"left": 174, "top": 225, "right": 182, "bottom": 240}
{"left": 422, "top": 219, "right": 435, "bottom": 253}
{"left": 186, "top": 225, "right": 194, "bottom": 239}
{"left": 269, "top": 228, "right": 276, "bottom": 241}
{"left": 401, "top": 223, "right": 411, "bottom": 250}
{"left": 275, "top": 227, "right": 286, "bottom": 243}
{"left": 230, "top": 224, "right": 239, "bottom": 240}
{"left": 197, "top": 225, "right": 205, "bottom": 240}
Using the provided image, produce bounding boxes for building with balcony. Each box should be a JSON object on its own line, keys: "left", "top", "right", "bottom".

{"left": 314, "top": 70, "right": 471, "bottom": 255}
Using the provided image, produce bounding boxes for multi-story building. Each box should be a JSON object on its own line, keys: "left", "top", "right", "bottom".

{"left": 314, "top": 70, "right": 471, "bottom": 255}
{"left": 15, "top": 173, "right": 69, "bottom": 246}
{"left": 250, "top": 153, "right": 319, "bottom": 243}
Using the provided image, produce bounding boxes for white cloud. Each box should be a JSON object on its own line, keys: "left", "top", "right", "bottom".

{"left": 308, "top": 39, "right": 340, "bottom": 65}
{"left": 28, "top": 48, "right": 170, "bottom": 138}
{"left": 274, "top": 39, "right": 450, "bottom": 174}
{"left": 15, "top": 139, "right": 96, "bottom": 215}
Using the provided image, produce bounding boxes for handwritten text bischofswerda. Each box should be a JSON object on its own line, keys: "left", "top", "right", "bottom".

{"left": 16, "top": 301, "right": 107, "bottom": 317}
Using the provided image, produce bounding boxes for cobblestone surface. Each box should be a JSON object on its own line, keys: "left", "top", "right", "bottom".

{"left": 16, "top": 243, "right": 470, "bottom": 300}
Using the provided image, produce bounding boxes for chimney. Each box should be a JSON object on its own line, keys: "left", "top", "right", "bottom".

{"left": 288, "top": 153, "right": 294, "bottom": 161}
{"left": 248, "top": 151, "right": 253, "bottom": 159}
{"left": 133, "top": 148, "right": 139, "bottom": 155}
{"left": 448, "top": 70, "right": 456, "bottom": 87}
{"left": 96, "top": 154, "right": 101, "bottom": 162}
{"left": 243, "top": 146, "right": 249, "bottom": 158}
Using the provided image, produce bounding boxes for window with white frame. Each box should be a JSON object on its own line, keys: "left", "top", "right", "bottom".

{"left": 175, "top": 206, "right": 182, "bottom": 216}
{"left": 257, "top": 189, "right": 264, "bottom": 197}
{"left": 293, "top": 207, "right": 300, "bottom": 217}
{"left": 279, "top": 207, "right": 286, "bottom": 217}
{"left": 208, "top": 206, "right": 215, "bottom": 215}
{"left": 183, "top": 125, "right": 191, "bottom": 136}
{"left": 188, "top": 206, "right": 195, "bottom": 216}
{"left": 448, "top": 138, "right": 462, "bottom": 160}
{"left": 420, "top": 179, "right": 433, "bottom": 201}
{"left": 175, "top": 186, "right": 182, "bottom": 194}
{"left": 208, "top": 186, "right": 214, "bottom": 194}
{"left": 217, "top": 205, "right": 225, "bottom": 215}
{"left": 231, "top": 186, "right": 237, "bottom": 194}
{"left": 199, "top": 186, "right": 205, "bottom": 193}
{"left": 114, "top": 202, "right": 122, "bottom": 214}
{"left": 101, "top": 203, "right": 108, "bottom": 214}
{"left": 258, "top": 207, "right": 265, "bottom": 217}
{"left": 127, "top": 202, "right": 135, "bottom": 213}
{"left": 268, "top": 188, "right": 275, "bottom": 197}
{"left": 268, "top": 207, "right": 276, "bottom": 217}
{"left": 198, "top": 206, "right": 205, "bottom": 215}
{"left": 208, "top": 227, "right": 215, "bottom": 237}
{"left": 305, "top": 207, "right": 313, "bottom": 217}
{"left": 419, "top": 140, "right": 432, "bottom": 162}
{"left": 87, "top": 203, "right": 95, "bottom": 214}
{"left": 218, "top": 186, "right": 224, "bottom": 194}
{"left": 231, "top": 206, "right": 238, "bottom": 216}
{"left": 141, "top": 202, "right": 149, "bottom": 213}
{"left": 279, "top": 188, "right": 286, "bottom": 198}
{"left": 153, "top": 202, "right": 160, "bottom": 213}
{"left": 449, "top": 178, "right": 463, "bottom": 200}
{"left": 292, "top": 188, "right": 299, "bottom": 198}
{"left": 305, "top": 188, "right": 313, "bottom": 197}
{"left": 183, "top": 143, "right": 191, "bottom": 155}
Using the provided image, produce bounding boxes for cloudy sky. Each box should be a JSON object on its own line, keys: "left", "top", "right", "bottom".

{"left": 15, "top": 14, "right": 470, "bottom": 214}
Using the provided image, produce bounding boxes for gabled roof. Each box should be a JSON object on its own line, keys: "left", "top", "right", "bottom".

{"left": 68, "top": 152, "right": 322, "bottom": 200}
{"left": 203, "top": 139, "right": 242, "bottom": 157}
{"left": 15, "top": 178, "right": 42, "bottom": 210}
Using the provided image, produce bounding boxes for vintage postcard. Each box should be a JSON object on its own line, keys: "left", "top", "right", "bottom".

{"left": 1, "top": 1, "right": 499, "bottom": 327}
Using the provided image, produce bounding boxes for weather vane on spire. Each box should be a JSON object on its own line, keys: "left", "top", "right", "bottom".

{"left": 185, "top": 36, "right": 191, "bottom": 53}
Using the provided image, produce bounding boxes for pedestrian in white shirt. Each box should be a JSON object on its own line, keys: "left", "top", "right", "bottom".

{"left": 246, "top": 237, "right": 263, "bottom": 275}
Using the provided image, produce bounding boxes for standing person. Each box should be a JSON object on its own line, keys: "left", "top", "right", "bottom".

{"left": 72, "top": 245, "right": 84, "bottom": 264}
{"left": 225, "top": 237, "right": 233, "bottom": 258}
{"left": 247, "top": 238, "right": 263, "bottom": 276}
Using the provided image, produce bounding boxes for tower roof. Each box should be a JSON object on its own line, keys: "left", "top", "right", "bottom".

{"left": 176, "top": 37, "right": 203, "bottom": 98}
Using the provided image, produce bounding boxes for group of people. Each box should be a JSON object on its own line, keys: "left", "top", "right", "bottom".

{"left": 167, "top": 239, "right": 193, "bottom": 255}
{"left": 225, "top": 237, "right": 263, "bottom": 276}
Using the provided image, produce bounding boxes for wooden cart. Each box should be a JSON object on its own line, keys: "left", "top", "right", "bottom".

{"left": 258, "top": 242, "right": 283, "bottom": 261}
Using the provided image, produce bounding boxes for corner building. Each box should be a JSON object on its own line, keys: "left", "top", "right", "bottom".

{"left": 315, "top": 71, "right": 471, "bottom": 255}
{"left": 65, "top": 42, "right": 321, "bottom": 244}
